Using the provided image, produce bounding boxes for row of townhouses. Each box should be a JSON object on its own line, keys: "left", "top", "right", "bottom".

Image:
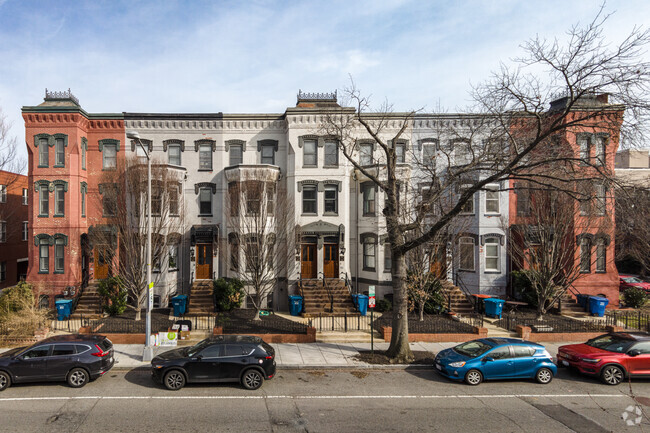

{"left": 20, "top": 90, "right": 621, "bottom": 311}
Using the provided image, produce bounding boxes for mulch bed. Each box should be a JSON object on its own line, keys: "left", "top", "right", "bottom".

{"left": 218, "top": 309, "right": 310, "bottom": 335}
{"left": 495, "top": 313, "right": 608, "bottom": 333}
{"left": 354, "top": 350, "right": 436, "bottom": 365}
{"left": 374, "top": 313, "right": 477, "bottom": 334}
{"left": 86, "top": 309, "right": 174, "bottom": 333}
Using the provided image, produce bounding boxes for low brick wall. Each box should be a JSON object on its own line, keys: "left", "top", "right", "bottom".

{"left": 78, "top": 326, "right": 146, "bottom": 344}
{"left": 213, "top": 326, "right": 317, "bottom": 343}
{"left": 381, "top": 326, "right": 488, "bottom": 342}
{"left": 516, "top": 324, "right": 622, "bottom": 342}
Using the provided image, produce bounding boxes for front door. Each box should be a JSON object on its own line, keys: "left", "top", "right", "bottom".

{"left": 323, "top": 244, "right": 338, "bottom": 279}
{"left": 301, "top": 244, "right": 317, "bottom": 279}
{"left": 94, "top": 247, "right": 111, "bottom": 280}
{"left": 196, "top": 244, "right": 213, "bottom": 280}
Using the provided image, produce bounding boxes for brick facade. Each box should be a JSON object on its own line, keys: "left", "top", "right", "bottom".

{"left": 0, "top": 170, "right": 29, "bottom": 289}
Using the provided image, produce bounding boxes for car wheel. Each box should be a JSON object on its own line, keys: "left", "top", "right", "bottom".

{"left": 535, "top": 367, "right": 553, "bottom": 384}
{"left": 0, "top": 371, "right": 11, "bottom": 391}
{"left": 67, "top": 368, "right": 89, "bottom": 388}
{"left": 241, "top": 369, "right": 264, "bottom": 390}
{"left": 464, "top": 369, "right": 483, "bottom": 386}
{"left": 164, "top": 370, "right": 186, "bottom": 391}
{"left": 601, "top": 365, "right": 624, "bottom": 385}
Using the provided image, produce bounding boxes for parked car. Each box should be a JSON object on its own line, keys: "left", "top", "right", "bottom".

{"left": 557, "top": 332, "right": 650, "bottom": 385}
{"left": 619, "top": 275, "right": 650, "bottom": 293}
{"left": 434, "top": 338, "right": 557, "bottom": 385}
{"left": 151, "top": 335, "right": 276, "bottom": 391}
{"left": 0, "top": 334, "right": 114, "bottom": 391}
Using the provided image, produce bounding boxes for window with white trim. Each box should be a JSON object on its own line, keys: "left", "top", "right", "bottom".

{"left": 54, "top": 185, "right": 65, "bottom": 216}
{"left": 199, "top": 187, "right": 212, "bottom": 215}
{"left": 302, "top": 185, "right": 317, "bottom": 214}
{"left": 199, "top": 144, "right": 212, "bottom": 170}
{"left": 0, "top": 185, "right": 6, "bottom": 203}
{"left": 54, "top": 238, "right": 64, "bottom": 273}
{"left": 55, "top": 138, "right": 65, "bottom": 166}
{"left": 360, "top": 143, "right": 373, "bottom": 166}
{"left": 303, "top": 139, "right": 317, "bottom": 167}
{"left": 22, "top": 188, "right": 28, "bottom": 205}
{"left": 39, "top": 138, "right": 48, "bottom": 167}
{"left": 395, "top": 143, "right": 405, "bottom": 163}
{"left": 484, "top": 238, "right": 500, "bottom": 272}
{"left": 324, "top": 140, "right": 338, "bottom": 166}
{"left": 39, "top": 244, "right": 49, "bottom": 273}
{"left": 363, "top": 241, "right": 376, "bottom": 271}
{"left": 485, "top": 185, "right": 500, "bottom": 214}
{"left": 261, "top": 144, "right": 275, "bottom": 165}
{"left": 102, "top": 144, "right": 117, "bottom": 170}
{"left": 22, "top": 222, "right": 28, "bottom": 241}
{"left": 39, "top": 185, "right": 49, "bottom": 217}
{"left": 362, "top": 183, "right": 375, "bottom": 216}
{"left": 324, "top": 185, "right": 338, "bottom": 214}
{"left": 168, "top": 145, "right": 181, "bottom": 166}
{"left": 229, "top": 144, "right": 243, "bottom": 166}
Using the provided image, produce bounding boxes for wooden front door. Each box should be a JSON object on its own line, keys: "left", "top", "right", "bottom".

{"left": 94, "top": 247, "right": 111, "bottom": 280}
{"left": 301, "top": 244, "right": 317, "bottom": 279}
{"left": 323, "top": 244, "right": 338, "bottom": 279}
{"left": 196, "top": 244, "right": 213, "bottom": 280}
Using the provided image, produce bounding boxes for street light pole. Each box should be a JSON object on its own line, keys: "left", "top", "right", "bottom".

{"left": 126, "top": 130, "right": 153, "bottom": 362}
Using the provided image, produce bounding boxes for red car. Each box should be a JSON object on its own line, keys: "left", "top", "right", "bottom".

{"left": 557, "top": 332, "right": 650, "bottom": 385}
{"left": 619, "top": 275, "right": 650, "bottom": 293}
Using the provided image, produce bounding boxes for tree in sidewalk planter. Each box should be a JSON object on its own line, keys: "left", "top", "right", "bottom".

{"left": 213, "top": 278, "right": 245, "bottom": 312}
{"left": 320, "top": 10, "right": 649, "bottom": 361}
{"left": 224, "top": 171, "right": 291, "bottom": 321}
{"left": 92, "top": 155, "right": 185, "bottom": 321}
{"left": 507, "top": 187, "right": 613, "bottom": 319}
{"left": 97, "top": 276, "right": 128, "bottom": 316}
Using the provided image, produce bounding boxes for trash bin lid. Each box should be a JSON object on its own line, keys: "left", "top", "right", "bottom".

{"left": 484, "top": 298, "right": 504, "bottom": 304}
{"left": 55, "top": 299, "right": 73, "bottom": 305}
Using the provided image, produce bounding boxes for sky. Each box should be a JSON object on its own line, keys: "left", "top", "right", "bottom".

{"left": 0, "top": 0, "right": 648, "bottom": 167}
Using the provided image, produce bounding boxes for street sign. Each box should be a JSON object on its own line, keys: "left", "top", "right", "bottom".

{"left": 148, "top": 282, "right": 154, "bottom": 307}
{"left": 369, "top": 285, "right": 375, "bottom": 309}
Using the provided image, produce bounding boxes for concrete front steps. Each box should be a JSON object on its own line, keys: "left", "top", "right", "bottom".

{"left": 72, "top": 283, "right": 102, "bottom": 317}
{"left": 301, "top": 279, "right": 357, "bottom": 316}
{"left": 187, "top": 280, "right": 214, "bottom": 315}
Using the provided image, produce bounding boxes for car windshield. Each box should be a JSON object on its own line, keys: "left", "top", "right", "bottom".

{"left": 586, "top": 335, "right": 635, "bottom": 353}
{"left": 186, "top": 340, "right": 211, "bottom": 357}
{"left": 453, "top": 340, "right": 493, "bottom": 357}
{"left": 623, "top": 277, "right": 643, "bottom": 283}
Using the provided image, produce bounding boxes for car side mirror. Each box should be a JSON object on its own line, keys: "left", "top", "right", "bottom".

{"left": 194, "top": 355, "right": 203, "bottom": 361}
{"left": 483, "top": 357, "right": 494, "bottom": 362}
{"left": 628, "top": 349, "right": 641, "bottom": 357}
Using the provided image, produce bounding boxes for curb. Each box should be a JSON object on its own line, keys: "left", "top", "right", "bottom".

{"left": 111, "top": 363, "right": 435, "bottom": 372}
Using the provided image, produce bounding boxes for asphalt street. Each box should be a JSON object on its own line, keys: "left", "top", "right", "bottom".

{"left": 0, "top": 367, "right": 648, "bottom": 432}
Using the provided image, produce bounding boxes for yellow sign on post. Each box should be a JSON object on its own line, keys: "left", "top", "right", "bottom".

{"left": 149, "top": 282, "right": 154, "bottom": 307}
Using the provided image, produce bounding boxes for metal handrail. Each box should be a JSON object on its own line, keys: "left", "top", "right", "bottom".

{"left": 454, "top": 271, "right": 477, "bottom": 310}
{"left": 340, "top": 272, "right": 354, "bottom": 296}
{"left": 318, "top": 272, "right": 334, "bottom": 313}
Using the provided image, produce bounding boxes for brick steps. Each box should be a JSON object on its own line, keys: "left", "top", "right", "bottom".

{"left": 301, "top": 279, "right": 357, "bottom": 315}
{"left": 72, "top": 283, "right": 102, "bottom": 316}
{"left": 188, "top": 280, "right": 214, "bottom": 314}
{"left": 440, "top": 282, "right": 475, "bottom": 314}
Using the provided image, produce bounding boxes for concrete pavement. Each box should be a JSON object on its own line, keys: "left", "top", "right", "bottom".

{"left": 108, "top": 340, "right": 574, "bottom": 369}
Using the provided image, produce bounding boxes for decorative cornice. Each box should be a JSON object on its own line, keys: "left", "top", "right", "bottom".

{"left": 34, "top": 133, "right": 67, "bottom": 147}
{"left": 480, "top": 233, "right": 504, "bottom": 246}
{"left": 360, "top": 232, "right": 378, "bottom": 244}
{"left": 224, "top": 139, "right": 246, "bottom": 152}
{"left": 163, "top": 139, "right": 185, "bottom": 152}
{"left": 131, "top": 138, "right": 153, "bottom": 152}
{"left": 52, "top": 180, "right": 68, "bottom": 192}
{"left": 194, "top": 139, "right": 216, "bottom": 152}
{"left": 257, "top": 139, "right": 278, "bottom": 152}
{"left": 98, "top": 138, "right": 121, "bottom": 152}
{"left": 194, "top": 182, "right": 217, "bottom": 194}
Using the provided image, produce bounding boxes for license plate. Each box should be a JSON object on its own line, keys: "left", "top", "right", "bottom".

{"left": 436, "top": 364, "right": 442, "bottom": 371}
{"left": 562, "top": 360, "right": 569, "bottom": 366}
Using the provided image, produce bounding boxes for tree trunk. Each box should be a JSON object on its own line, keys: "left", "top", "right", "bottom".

{"left": 419, "top": 300, "right": 425, "bottom": 321}
{"left": 135, "top": 308, "right": 142, "bottom": 321}
{"left": 386, "top": 251, "right": 414, "bottom": 362}
{"left": 252, "top": 307, "right": 262, "bottom": 321}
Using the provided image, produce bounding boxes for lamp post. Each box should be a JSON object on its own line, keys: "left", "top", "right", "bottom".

{"left": 126, "top": 130, "right": 153, "bottom": 362}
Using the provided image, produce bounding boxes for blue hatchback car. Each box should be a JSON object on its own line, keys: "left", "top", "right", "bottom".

{"left": 435, "top": 338, "right": 557, "bottom": 385}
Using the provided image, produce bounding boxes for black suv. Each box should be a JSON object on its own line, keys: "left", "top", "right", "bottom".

{"left": 152, "top": 335, "right": 276, "bottom": 390}
{"left": 0, "top": 334, "right": 114, "bottom": 391}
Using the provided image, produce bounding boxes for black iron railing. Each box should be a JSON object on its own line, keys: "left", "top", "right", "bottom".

{"left": 454, "top": 271, "right": 477, "bottom": 310}
{"left": 496, "top": 313, "right": 608, "bottom": 333}
{"left": 309, "top": 312, "right": 373, "bottom": 332}
{"left": 606, "top": 311, "right": 650, "bottom": 332}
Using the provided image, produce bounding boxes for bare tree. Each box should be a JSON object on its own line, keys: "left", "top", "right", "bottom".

{"left": 615, "top": 184, "right": 650, "bottom": 278}
{"left": 321, "top": 10, "right": 650, "bottom": 362}
{"left": 0, "top": 107, "right": 26, "bottom": 223}
{"left": 225, "top": 169, "right": 289, "bottom": 320}
{"left": 92, "top": 156, "right": 185, "bottom": 320}
{"left": 507, "top": 186, "right": 612, "bottom": 318}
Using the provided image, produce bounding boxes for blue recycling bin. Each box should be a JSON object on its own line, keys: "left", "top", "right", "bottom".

{"left": 588, "top": 296, "right": 609, "bottom": 317}
{"left": 484, "top": 298, "right": 505, "bottom": 319}
{"left": 171, "top": 295, "right": 188, "bottom": 317}
{"left": 351, "top": 294, "right": 359, "bottom": 309}
{"left": 576, "top": 294, "right": 590, "bottom": 311}
{"left": 55, "top": 299, "right": 73, "bottom": 321}
{"left": 357, "top": 295, "right": 369, "bottom": 316}
{"left": 289, "top": 295, "right": 303, "bottom": 316}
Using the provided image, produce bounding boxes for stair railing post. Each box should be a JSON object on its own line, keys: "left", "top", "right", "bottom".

{"left": 344, "top": 311, "right": 348, "bottom": 332}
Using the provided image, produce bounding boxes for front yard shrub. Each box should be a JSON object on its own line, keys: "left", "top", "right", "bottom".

{"left": 623, "top": 287, "right": 647, "bottom": 309}
{"left": 0, "top": 281, "right": 48, "bottom": 336}
{"left": 214, "top": 278, "right": 245, "bottom": 311}
{"left": 0, "top": 281, "right": 34, "bottom": 317}
{"left": 97, "top": 276, "right": 128, "bottom": 316}
{"left": 376, "top": 298, "right": 392, "bottom": 312}
{"left": 511, "top": 270, "right": 538, "bottom": 307}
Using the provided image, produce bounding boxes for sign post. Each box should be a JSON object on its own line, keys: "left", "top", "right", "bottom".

{"left": 369, "top": 285, "right": 375, "bottom": 355}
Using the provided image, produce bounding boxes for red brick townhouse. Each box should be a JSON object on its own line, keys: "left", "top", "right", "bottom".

{"left": 0, "top": 170, "right": 29, "bottom": 290}
{"left": 509, "top": 94, "right": 624, "bottom": 306}
{"left": 22, "top": 90, "right": 124, "bottom": 307}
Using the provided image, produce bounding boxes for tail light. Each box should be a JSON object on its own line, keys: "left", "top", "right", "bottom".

{"left": 91, "top": 344, "right": 110, "bottom": 357}
{"left": 265, "top": 355, "right": 274, "bottom": 360}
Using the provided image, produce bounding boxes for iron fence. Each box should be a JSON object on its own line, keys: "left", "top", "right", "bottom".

{"left": 496, "top": 313, "right": 608, "bottom": 333}
{"left": 308, "top": 313, "right": 373, "bottom": 332}
{"left": 50, "top": 317, "right": 85, "bottom": 332}
{"left": 606, "top": 311, "right": 650, "bottom": 332}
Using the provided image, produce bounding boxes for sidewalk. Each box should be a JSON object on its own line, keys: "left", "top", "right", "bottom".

{"left": 109, "top": 340, "right": 575, "bottom": 370}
